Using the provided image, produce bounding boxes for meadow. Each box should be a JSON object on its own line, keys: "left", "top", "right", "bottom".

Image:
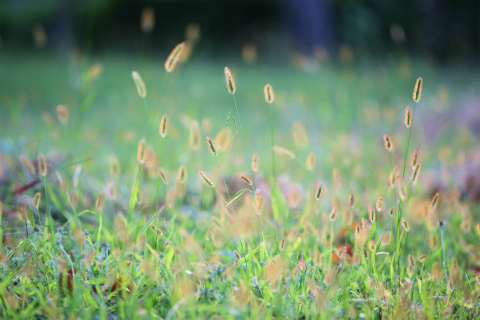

{"left": 0, "top": 45, "right": 479, "bottom": 319}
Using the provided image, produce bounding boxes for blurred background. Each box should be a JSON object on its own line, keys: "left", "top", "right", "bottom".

{"left": 0, "top": 0, "right": 478, "bottom": 62}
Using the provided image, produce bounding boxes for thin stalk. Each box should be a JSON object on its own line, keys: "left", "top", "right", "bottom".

{"left": 440, "top": 224, "right": 448, "bottom": 282}
{"left": 402, "top": 101, "right": 417, "bottom": 179}
{"left": 269, "top": 103, "right": 277, "bottom": 187}
{"left": 232, "top": 94, "right": 256, "bottom": 196}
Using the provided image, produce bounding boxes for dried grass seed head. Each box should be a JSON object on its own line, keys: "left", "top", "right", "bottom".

{"left": 251, "top": 153, "right": 259, "bottom": 172}
{"left": 131, "top": 71, "right": 147, "bottom": 98}
{"left": 413, "top": 77, "right": 423, "bottom": 102}
{"left": 199, "top": 170, "right": 214, "bottom": 188}
{"left": 273, "top": 146, "right": 295, "bottom": 160}
{"left": 38, "top": 154, "right": 48, "bottom": 176}
{"left": 165, "top": 42, "right": 185, "bottom": 73}
{"left": 159, "top": 115, "right": 169, "bottom": 138}
{"left": 404, "top": 106, "right": 413, "bottom": 128}
{"left": 264, "top": 84, "right": 274, "bottom": 103}
{"left": 224, "top": 66, "right": 236, "bottom": 94}
{"left": 206, "top": 136, "right": 217, "bottom": 156}
{"left": 189, "top": 120, "right": 201, "bottom": 150}
{"left": 306, "top": 152, "right": 316, "bottom": 170}
{"left": 383, "top": 134, "right": 393, "bottom": 151}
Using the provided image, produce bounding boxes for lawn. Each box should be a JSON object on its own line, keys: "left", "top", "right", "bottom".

{"left": 0, "top": 49, "right": 479, "bottom": 319}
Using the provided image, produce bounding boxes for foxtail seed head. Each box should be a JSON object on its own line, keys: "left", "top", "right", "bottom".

{"left": 430, "top": 192, "right": 440, "bottom": 211}
{"left": 306, "top": 152, "right": 316, "bottom": 170}
{"left": 251, "top": 153, "right": 259, "bottom": 172}
{"left": 199, "top": 170, "right": 214, "bottom": 188}
{"left": 401, "top": 218, "right": 410, "bottom": 232}
{"left": 329, "top": 207, "right": 337, "bottom": 222}
{"left": 137, "top": 139, "right": 146, "bottom": 164}
{"left": 206, "top": 136, "right": 217, "bottom": 156}
{"left": 476, "top": 222, "right": 480, "bottom": 236}
{"left": 95, "top": 192, "right": 105, "bottom": 211}
{"left": 383, "top": 134, "right": 393, "bottom": 151}
{"left": 158, "top": 167, "right": 169, "bottom": 185}
{"left": 279, "top": 236, "right": 286, "bottom": 251}
{"left": 369, "top": 240, "right": 376, "bottom": 253}
{"left": 178, "top": 165, "right": 187, "bottom": 184}
{"left": 224, "top": 67, "right": 236, "bottom": 94}
{"left": 273, "top": 146, "right": 295, "bottom": 160}
{"left": 165, "top": 42, "right": 185, "bottom": 73}
{"left": 349, "top": 193, "right": 356, "bottom": 208}
{"left": 369, "top": 210, "right": 376, "bottom": 223}
{"left": 362, "top": 247, "right": 369, "bottom": 259}
{"left": 56, "top": 104, "right": 69, "bottom": 124}
{"left": 404, "top": 107, "right": 413, "bottom": 128}
{"left": 189, "top": 120, "right": 201, "bottom": 150}
{"left": 240, "top": 174, "right": 252, "bottom": 186}
{"left": 254, "top": 190, "right": 264, "bottom": 214}
{"left": 292, "top": 121, "right": 309, "bottom": 148}
{"left": 140, "top": 7, "right": 155, "bottom": 32}
{"left": 412, "top": 163, "right": 421, "bottom": 185}
{"left": 38, "top": 154, "right": 48, "bottom": 176}
{"left": 20, "top": 156, "right": 35, "bottom": 175}
{"left": 33, "top": 192, "right": 42, "bottom": 209}
{"left": 159, "top": 115, "right": 169, "bottom": 138}
{"left": 413, "top": 77, "right": 423, "bottom": 102}
{"left": 376, "top": 196, "right": 384, "bottom": 212}
{"left": 410, "top": 148, "right": 420, "bottom": 169}
{"left": 264, "top": 84, "right": 274, "bottom": 103}
{"left": 389, "top": 167, "right": 399, "bottom": 188}
{"left": 315, "top": 184, "right": 324, "bottom": 200}
{"left": 131, "top": 71, "right": 147, "bottom": 98}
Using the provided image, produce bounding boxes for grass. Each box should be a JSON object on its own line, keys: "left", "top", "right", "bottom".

{"left": 0, "top": 50, "right": 479, "bottom": 319}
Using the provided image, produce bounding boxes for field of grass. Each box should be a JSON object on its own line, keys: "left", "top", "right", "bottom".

{"left": 0, "top": 49, "right": 479, "bottom": 319}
